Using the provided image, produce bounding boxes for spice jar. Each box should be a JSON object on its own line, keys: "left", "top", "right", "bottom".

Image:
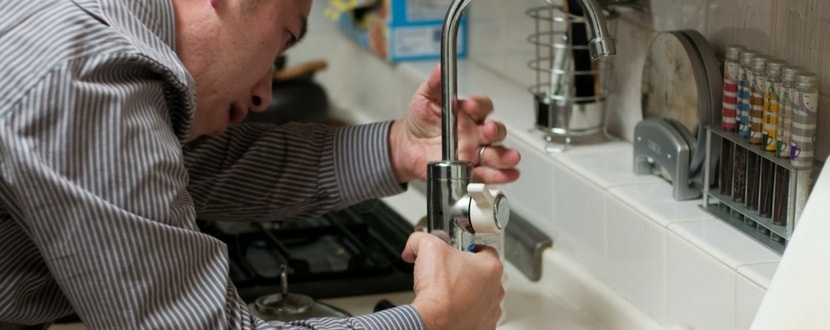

{"left": 721, "top": 45, "right": 744, "bottom": 131}
{"left": 790, "top": 72, "right": 819, "bottom": 167}
{"left": 749, "top": 55, "right": 769, "bottom": 144}
{"left": 718, "top": 46, "right": 744, "bottom": 197}
{"left": 762, "top": 59, "right": 786, "bottom": 151}
{"left": 776, "top": 66, "right": 802, "bottom": 158}
{"left": 737, "top": 50, "right": 758, "bottom": 139}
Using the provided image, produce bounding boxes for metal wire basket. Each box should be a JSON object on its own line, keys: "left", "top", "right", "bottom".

{"left": 527, "top": 2, "right": 618, "bottom": 152}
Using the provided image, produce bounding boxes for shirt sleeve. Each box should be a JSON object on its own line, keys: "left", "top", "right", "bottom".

{"left": 0, "top": 55, "right": 421, "bottom": 329}
{"left": 258, "top": 305, "right": 425, "bottom": 330}
{"left": 183, "top": 121, "right": 405, "bottom": 223}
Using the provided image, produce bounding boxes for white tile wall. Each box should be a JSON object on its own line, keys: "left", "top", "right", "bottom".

{"left": 609, "top": 183, "right": 710, "bottom": 227}
{"left": 668, "top": 220, "right": 780, "bottom": 269}
{"left": 605, "top": 195, "right": 668, "bottom": 323}
{"left": 667, "top": 229, "right": 737, "bottom": 330}
{"left": 500, "top": 134, "right": 559, "bottom": 235}
{"left": 556, "top": 141, "right": 664, "bottom": 189}
{"left": 550, "top": 161, "right": 608, "bottom": 278}
{"left": 735, "top": 269, "right": 771, "bottom": 329}
{"left": 734, "top": 262, "right": 779, "bottom": 329}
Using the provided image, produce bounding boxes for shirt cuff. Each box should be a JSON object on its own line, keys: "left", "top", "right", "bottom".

{"left": 352, "top": 305, "right": 425, "bottom": 330}
{"left": 333, "top": 121, "right": 406, "bottom": 207}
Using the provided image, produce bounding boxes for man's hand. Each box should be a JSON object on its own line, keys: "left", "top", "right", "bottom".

{"left": 389, "top": 65, "right": 521, "bottom": 184}
{"left": 402, "top": 232, "right": 504, "bottom": 330}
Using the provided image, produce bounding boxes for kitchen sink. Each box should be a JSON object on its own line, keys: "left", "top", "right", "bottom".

{"left": 318, "top": 246, "right": 662, "bottom": 329}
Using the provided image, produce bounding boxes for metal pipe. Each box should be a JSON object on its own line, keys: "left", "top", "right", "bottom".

{"left": 439, "top": 0, "right": 472, "bottom": 161}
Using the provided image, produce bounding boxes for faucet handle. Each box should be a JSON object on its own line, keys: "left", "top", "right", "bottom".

{"left": 466, "top": 183, "right": 510, "bottom": 233}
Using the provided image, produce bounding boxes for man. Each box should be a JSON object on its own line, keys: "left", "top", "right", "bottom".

{"left": 0, "top": 0, "right": 521, "bottom": 329}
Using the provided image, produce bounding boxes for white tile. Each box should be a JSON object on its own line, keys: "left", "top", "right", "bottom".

{"left": 666, "top": 229, "right": 736, "bottom": 330}
{"left": 736, "top": 273, "right": 767, "bottom": 330}
{"left": 552, "top": 163, "right": 607, "bottom": 278}
{"left": 557, "top": 142, "right": 664, "bottom": 189}
{"left": 668, "top": 220, "right": 781, "bottom": 270}
{"left": 737, "top": 262, "right": 780, "bottom": 290}
{"left": 499, "top": 134, "right": 557, "bottom": 234}
{"left": 609, "top": 183, "right": 711, "bottom": 227}
{"left": 605, "top": 195, "right": 667, "bottom": 323}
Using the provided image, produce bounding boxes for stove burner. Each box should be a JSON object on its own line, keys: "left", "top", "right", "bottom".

{"left": 198, "top": 200, "right": 415, "bottom": 302}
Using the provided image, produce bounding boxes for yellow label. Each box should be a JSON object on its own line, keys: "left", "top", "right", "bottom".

{"left": 323, "top": 0, "right": 360, "bottom": 22}
{"left": 763, "top": 83, "right": 780, "bottom": 151}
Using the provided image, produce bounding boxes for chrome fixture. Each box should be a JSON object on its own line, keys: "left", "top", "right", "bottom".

{"left": 427, "top": 0, "right": 508, "bottom": 250}
{"left": 574, "top": 0, "right": 617, "bottom": 59}
{"left": 427, "top": 0, "right": 617, "bottom": 250}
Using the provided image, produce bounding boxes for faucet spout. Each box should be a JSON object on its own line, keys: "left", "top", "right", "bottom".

{"left": 573, "top": 0, "right": 617, "bottom": 59}
{"left": 439, "top": 0, "right": 471, "bottom": 161}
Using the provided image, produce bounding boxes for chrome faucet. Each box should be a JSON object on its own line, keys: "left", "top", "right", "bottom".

{"left": 575, "top": 0, "right": 617, "bottom": 59}
{"left": 427, "top": 0, "right": 616, "bottom": 250}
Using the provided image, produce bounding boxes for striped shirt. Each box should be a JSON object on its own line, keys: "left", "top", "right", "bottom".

{"left": 0, "top": 0, "right": 423, "bottom": 329}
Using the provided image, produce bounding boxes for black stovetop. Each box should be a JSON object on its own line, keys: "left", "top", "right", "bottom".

{"left": 197, "top": 200, "right": 415, "bottom": 302}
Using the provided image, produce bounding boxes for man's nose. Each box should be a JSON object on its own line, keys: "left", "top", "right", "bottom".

{"left": 249, "top": 68, "right": 273, "bottom": 113}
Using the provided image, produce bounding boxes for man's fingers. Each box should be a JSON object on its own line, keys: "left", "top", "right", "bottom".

{"left": 473, "top": 166, "right": 521, "bottom": 184}
{"left": 418, "top": 65, "right": 443, "bottom": 101}
{"left": 458, "top": 95, "right": 494, "bottom": 123}
{"left": 476, "top": 145, "right": 521, "bottom": 169}
{"left": 404, "top": 231, "right": 509, "bottom": 263}
{"left": 402, "top": 231, "right": 449, "bottom": 263}
{"left": 478, "top": 120, "right": 507, "bottom": 144}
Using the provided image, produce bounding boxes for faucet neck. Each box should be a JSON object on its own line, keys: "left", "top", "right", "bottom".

{"left": 439, "top": 0, "right": 471, "bottom": 162}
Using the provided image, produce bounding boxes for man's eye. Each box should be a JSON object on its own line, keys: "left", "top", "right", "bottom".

{"left": 285, "top": 34, "right": 297, "bottom": 49}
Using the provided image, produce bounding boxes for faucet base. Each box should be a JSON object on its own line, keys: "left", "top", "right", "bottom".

{"left": 426, "top": 161, "right": 472, "bottom": 249}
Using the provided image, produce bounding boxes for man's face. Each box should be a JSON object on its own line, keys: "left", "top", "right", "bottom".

{"left": 175, "top": 0, "right": 312, "bottom": 140}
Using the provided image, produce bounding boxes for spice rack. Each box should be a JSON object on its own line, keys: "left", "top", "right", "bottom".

{"left": 702, "top": 127, "right": 814, "bottom": 254}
